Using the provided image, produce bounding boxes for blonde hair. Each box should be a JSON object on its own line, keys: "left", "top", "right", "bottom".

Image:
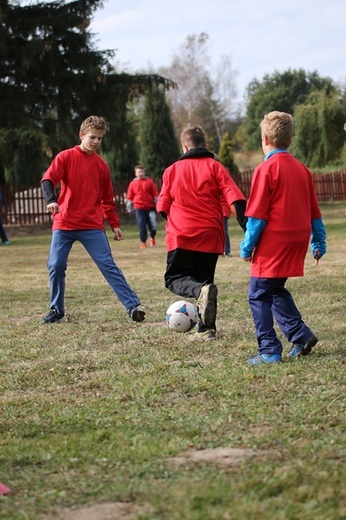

{"left": 181, "top": 125, "right": 206, "bottom": 148}
{"left": 260, "top": 111, "right": 293, "bottom": 149}
{"left": 80, "top": 115, "right": 107, "bottom": 134}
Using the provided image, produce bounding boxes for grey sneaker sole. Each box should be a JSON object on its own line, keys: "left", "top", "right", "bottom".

{"left": 188, "top": 329, "right": 217, "bottom": 341}
{"left": 197, "top": 284, "right": 218, "bottom": 326}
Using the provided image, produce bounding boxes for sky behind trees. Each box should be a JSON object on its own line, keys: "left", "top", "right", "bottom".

{"left": 90, "top": 0, "right": 345, "bottom": 102}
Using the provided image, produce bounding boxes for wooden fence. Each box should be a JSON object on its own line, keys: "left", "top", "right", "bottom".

{"left": 1, "top": 170, "right": 345, "bottom": 225}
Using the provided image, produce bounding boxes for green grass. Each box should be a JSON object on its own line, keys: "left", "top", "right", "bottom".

{"left": 0, "top": 203, "right": 345, "bottom": 520}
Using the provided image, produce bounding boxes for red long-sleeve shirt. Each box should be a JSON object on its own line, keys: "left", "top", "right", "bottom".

{"left": 126, "top": 177, "right": 159, "bottom": 210}
{"left": 246, "top": 153, "right": 321, "bottom": 277}
{"left": 157, "top": 155, "right": 245, "bottom": 253}
{"left": 40, "top": 146, "right": 120, "bottom": 231}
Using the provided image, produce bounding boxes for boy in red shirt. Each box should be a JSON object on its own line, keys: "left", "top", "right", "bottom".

{"left": 157, "top": 125, "right": 246, "bottom": 341}
{"left": 126, "top": 165, "right": 159, "bottom": 248}
{"left": 240, "top": 111, "right": 326, "bottom": 364}
{"left": 40, "top": 115, "right": 145, "bottom": 323}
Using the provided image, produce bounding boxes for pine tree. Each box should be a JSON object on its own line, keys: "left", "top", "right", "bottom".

{"left": 139, "top": 84, "right": 180, "bottom": 179}
{"left": 0, "top": 0, "right": 175, "bottom": 184}
{"left": 219, "top": 132, "right": 239, "bottom": 175}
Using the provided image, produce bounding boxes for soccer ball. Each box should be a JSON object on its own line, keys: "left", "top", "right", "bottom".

{"left": 166, "top": 300, "right": 198, "bottom": 333}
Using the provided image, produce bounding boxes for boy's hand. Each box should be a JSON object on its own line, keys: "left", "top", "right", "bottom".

{"left": 313, "top": 249, "right": 320, "bottom": 265}
{"left": 112, "top": 228, "right": 123, "bottom": 241}
{"left": 242, "top": 254, "right": 253, "bottom": 263}
{"left": 47, "top": 202, "right": 59, "bottom": 214}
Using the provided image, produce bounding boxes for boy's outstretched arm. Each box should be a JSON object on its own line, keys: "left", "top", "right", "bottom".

{"left": 240, "top": 217, "right": 267, "bottom": 262}
{"left": 311, "top": 217, "right": 327, "bottom": 265}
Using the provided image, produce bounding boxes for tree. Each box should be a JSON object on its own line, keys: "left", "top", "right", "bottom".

{"left": 0, "top": 0, "right": 175, "bottom": 185}
{"left": 218, "top": 132, "right": 239, "bottom": 175}
{"left": 244, "top": 69, "right": 336, "bottom": 150}
{"left": 291, "top": 90, "right": 346, "bottom": 168}
{"left": 158, "top": 33, "right": 239, "bottom": 151}
{"left": 139, "top": 84, "right": 180, "bottom": 178}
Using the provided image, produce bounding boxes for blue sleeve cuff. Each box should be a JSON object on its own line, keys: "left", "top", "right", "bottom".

{"left": 240, "top": 217, "right": 267, "bottom": 258}
{"left": 310, "top": 217, "right": 326, "bottom": 258}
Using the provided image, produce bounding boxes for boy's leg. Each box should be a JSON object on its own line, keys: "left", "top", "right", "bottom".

{"left": 47, "top": 230, "right": 74, "bottom": 315}
{"left": 79, "top": 229, "right": 141, "bottom": 312}
{"left": 165, "top": 249, "right": 207, "bottom": 299}
{"left": 135, "top": 209, "right": 148, "bottom": 243}
{"left": 272, "top": 279, "right": 315, "bottom": 344}
{"left": 165, "top": 249, "right": 218, "bottom": 333}
{"left": 147, "top": 209, "right": 157, "bottom": 239}
{"left": 248, "top": 277, "right": 283, "bottom": 355}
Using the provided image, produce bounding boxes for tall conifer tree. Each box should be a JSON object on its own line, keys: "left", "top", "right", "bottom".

{"left": 0, "top": 0, "right": 174, "bottom": 184}
{"left": 139, "top": 84, "right": 180, "bottom": 179}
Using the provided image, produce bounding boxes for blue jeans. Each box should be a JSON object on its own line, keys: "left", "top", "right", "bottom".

{"left": 135, "top": 208, "right": 157, "bottom": 243}
{"left": 223, "top": 217, "right": 230, "bottom": 254}
{"left": 249, "top": 277, "right": 313, "bottom": 355}
{"left": 47, "top": 229, "right": 141, "bottom": 315}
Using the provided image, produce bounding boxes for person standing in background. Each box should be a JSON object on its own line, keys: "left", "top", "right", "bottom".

{"left": 221, "top": 196, "right": 231, "bottom": 257}
{"left": 0, "top": 188, "right": 10, "bottom": 245}
{"left": 126, "top": 165, "right": 159, "bottom": 249}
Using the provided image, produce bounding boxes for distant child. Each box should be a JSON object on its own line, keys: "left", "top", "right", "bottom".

{"left": 221, "top": 196, "right": 231, "bottom": 257}
{"left": 126, "top": 165, "right": 159, "bottom": 248}
{"left": 157, "top": 125, "right": 247, "bottom": 341}
{"left": 240, "top": 111, "right": 326, "bottom": 365}
{"left": 40, "top": 115, "right": 145, "bottom": 324}
{"left": 0, "top": 188, "right": 10, "bottom": 245}
{"left": 213, "top": 153, "right": 232, "bottom": 257}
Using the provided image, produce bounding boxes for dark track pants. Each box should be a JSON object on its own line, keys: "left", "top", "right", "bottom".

{"left": 249, "top": 277, "right": 314, "bottom": 355}
{"left": 164, "top": 248, "right": 219, "bottom": 332}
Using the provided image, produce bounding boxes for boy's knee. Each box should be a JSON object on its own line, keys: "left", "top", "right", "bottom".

{"left": 48, "top": 260, "right": 66, "bottom": 275}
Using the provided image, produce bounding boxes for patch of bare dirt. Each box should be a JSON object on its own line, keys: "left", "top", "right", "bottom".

{"left": 168, "top": 446, "right": 258, "bottom": 467}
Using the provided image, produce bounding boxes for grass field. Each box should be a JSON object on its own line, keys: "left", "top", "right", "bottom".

{"left": 0, "top": 203, "right": 345, "bottom": 520}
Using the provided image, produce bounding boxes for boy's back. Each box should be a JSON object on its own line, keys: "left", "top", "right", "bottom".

{"left": 246, "top": 152, "right": 322, "bottom": 277}
{"left": 159, "top": 155, "right": 243, "bottom": 253}
{"left": 248, "top": 153, "right": 321, "bottom": 232}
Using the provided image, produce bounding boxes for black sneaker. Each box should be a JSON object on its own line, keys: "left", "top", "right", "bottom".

{"left": 129, "top": 306, "right": 145, "bottom": 322}
{"left": 197, "top": 284, "right": 218, "bottom": 326}
{"left": 288, "top": 335, "right": 318, "bottom": 358}
{"left": 42, "top": 309, "right": 65, "bottom": 324}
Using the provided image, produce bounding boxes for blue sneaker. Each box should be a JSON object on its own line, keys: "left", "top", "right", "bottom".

{"left": 247, "top": 353, "right": 282, "bottom": 365}
{"left": 288, "top": 335, "right": 318, "bottom": 358}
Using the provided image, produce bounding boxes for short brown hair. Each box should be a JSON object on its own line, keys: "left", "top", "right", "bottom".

{"left": 134, "top": 164, "right": 145, "bottom": 172}
{"left": 260, "top": 111, "right": 293, "bottom": 149}
{"left": 181, "top": 126, "right": 206, "bottom": 148}
{"left": 80, "top": 115, "right": 107, "bottom": 134}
